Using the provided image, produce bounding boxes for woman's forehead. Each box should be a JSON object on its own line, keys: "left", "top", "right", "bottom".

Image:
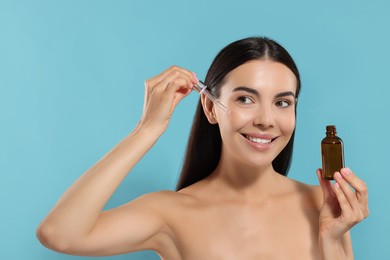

{"left": 222, "top": 60, "right": 297, "bottom": 94}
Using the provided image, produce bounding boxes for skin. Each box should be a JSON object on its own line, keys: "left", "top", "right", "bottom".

{"left": 36, "top": 62, "right": 369, "bottom": 259}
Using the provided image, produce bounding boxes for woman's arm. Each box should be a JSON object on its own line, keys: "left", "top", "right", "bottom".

{"left": 319, "top": 231, "right": 353, "bottom": 259}
{"left": 316, "top": 167, "right": 369, "bottom": 260}
{"left": 36, "top": 66, "right": 197, "bottom": 255}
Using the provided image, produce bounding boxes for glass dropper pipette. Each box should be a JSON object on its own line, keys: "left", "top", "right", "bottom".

{"left": 193, "top": 81, "right": 228, "bottom": 112}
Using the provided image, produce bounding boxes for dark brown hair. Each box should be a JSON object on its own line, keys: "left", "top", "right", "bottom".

{"left": 176, "top": 36, "right": 301, "bottom": 191}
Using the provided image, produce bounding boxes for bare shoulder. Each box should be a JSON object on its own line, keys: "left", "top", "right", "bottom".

{"left": 129, "top": 189, "right": 193, "bottom": 210}
{"left": 285, "top": 177, "right": 323, "bottom": 210}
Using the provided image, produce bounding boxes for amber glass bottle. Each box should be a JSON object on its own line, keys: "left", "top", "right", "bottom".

{"left": 321, "top": 125, "right": 344, "bottom": 180}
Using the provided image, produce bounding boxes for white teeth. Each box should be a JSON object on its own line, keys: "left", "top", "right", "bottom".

{"left": 245, "top": 135, "right": 272, "bottom": 144}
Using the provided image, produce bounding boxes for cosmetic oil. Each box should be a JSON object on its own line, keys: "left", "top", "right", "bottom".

{"left": 321, "top": 125, "right": 344, "bottom": 180}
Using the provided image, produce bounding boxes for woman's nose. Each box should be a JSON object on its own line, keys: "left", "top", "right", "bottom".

{"left": 253, "top": 105, "right": 274, "bottom": 128}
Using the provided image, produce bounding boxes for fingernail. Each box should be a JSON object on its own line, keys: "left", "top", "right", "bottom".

{"left": 335, "top": 172, "right": 342, "bottom": 179}
{"left": 341, "top": 168, "right": 350, "bottom": 176}
{"left": 346, "top": 167, "right": 352, "bottom": 175}
{"left": 192, "top": 72, "right": 199, "bottom": 82}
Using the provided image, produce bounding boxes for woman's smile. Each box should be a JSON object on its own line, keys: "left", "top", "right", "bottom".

{"left": 241, "top": 133, "right": 276, "bottom": 152}
{"left": 242, "top": 133, "right": 277, "bottom": 144}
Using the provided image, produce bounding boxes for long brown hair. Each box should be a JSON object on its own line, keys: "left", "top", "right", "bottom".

{"left": 176, "top": 36, "right": 301, "bottom": 191}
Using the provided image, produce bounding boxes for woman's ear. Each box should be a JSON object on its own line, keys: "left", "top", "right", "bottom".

{"left": 200, "top": 94, "right": 218, "bottom": 124}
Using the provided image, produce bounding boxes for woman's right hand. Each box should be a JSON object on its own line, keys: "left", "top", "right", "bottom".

{"left": 138, "top": 66, "right": 198, "bottom": 134}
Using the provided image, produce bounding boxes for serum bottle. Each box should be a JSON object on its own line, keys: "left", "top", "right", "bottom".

{"left": 321, "top": 125, "right": 344, "bottom": 180}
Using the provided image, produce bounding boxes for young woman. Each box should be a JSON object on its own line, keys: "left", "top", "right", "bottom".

{"left": 37, "top": 37, "right": 369, "bottom": 259}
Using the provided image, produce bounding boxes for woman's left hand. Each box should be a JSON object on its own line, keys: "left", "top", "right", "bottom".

{"left": 316, "top": 167, "right": 369, "bottom": 240}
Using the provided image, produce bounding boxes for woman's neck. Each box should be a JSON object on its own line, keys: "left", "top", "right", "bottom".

{"left": 208, "top": 152, "right": 285, "bottom": 202}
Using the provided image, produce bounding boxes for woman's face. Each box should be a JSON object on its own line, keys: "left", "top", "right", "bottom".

{"left": 214, "top": 59, "right": 297, "bottom": 169}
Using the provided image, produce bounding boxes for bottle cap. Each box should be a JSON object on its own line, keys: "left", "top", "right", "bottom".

{"left": 326, "top": 125, "right": 336, "bottom": 134}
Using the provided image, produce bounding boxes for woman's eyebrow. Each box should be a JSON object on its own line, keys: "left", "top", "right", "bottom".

{"left": 232, "top": 86, "right": 259, "bottom": 97}
{"left": 275, "top": 91, "right": 295, "bottom": 98}
{"left": 232, "top": 87, "right": 295, "bottom": 99}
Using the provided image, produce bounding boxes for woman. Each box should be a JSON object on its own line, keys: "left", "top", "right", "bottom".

{"left": 37, "top": 37, "right": 369, "bottom": 259}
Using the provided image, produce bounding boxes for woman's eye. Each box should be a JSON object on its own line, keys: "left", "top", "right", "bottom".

{"left": 276, "top": 100, "right": 291, "bottom": 108}
{"left": 237, "top": 96, "right": 254, "bottom": 104}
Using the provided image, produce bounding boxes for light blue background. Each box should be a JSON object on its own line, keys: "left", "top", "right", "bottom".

{"left": 1, "top": 0, "right": 388, "bottom": 259}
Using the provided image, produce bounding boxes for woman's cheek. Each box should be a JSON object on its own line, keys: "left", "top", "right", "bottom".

{"left": 225, "top": 108, "right": 253, "bottom": 130}
{"left": 280, "top": 112, "right": 296, "bottom": 134}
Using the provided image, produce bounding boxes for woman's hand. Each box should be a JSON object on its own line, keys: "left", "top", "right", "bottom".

{"left": 316, "top": 167, "right": 369, "bottom": 258}
{"left": 138, "top": 66, "right": 198, "bottom": 134}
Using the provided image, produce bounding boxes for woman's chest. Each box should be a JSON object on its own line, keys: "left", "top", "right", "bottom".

{"left": 164, "top": 201, "right": 320, "bottom": 259}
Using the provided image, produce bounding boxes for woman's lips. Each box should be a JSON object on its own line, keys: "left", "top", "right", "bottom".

{"left": 242, "top": 134, "right": 277, "bottom": 143}
{"left": 242, "top": 133, "right": 278, "bottom": 151}
{"left": 245, "top": 135, "right": 272, "bottom": 144}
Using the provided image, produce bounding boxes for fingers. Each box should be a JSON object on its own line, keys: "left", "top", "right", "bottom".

{"left": 317, "top": 167, "right": 369, "bottom": 240}
{"left": 139, "top": 66, "right": 199, "bottom": 131}
{"left": 145, "top": 66, "right": 197, "bottom": 92}
{"left": 160, "top": 70, "right": 194, "bottom": 95}
{"left": 143, "top": 65, "right": 197, "bottom": 107}
{"left": 316, "top": 169, "right": 335, "bottom": 201}
{"left": 339, "top": 168, "right": 369, "bottom": 218}
{"left": 332, "top": 168, "right": 369, "bottom": 229}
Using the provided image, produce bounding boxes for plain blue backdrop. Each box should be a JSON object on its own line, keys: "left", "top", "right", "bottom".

{"left": 1, "top": 0, "right": 389, "bottom": 259}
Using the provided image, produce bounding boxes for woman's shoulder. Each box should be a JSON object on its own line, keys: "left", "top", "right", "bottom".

{"left": 129, "top": 189, "right": 196, "bottom": 212}
{"left": 286, "top": 177, "right": 323, "bottom": 210}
